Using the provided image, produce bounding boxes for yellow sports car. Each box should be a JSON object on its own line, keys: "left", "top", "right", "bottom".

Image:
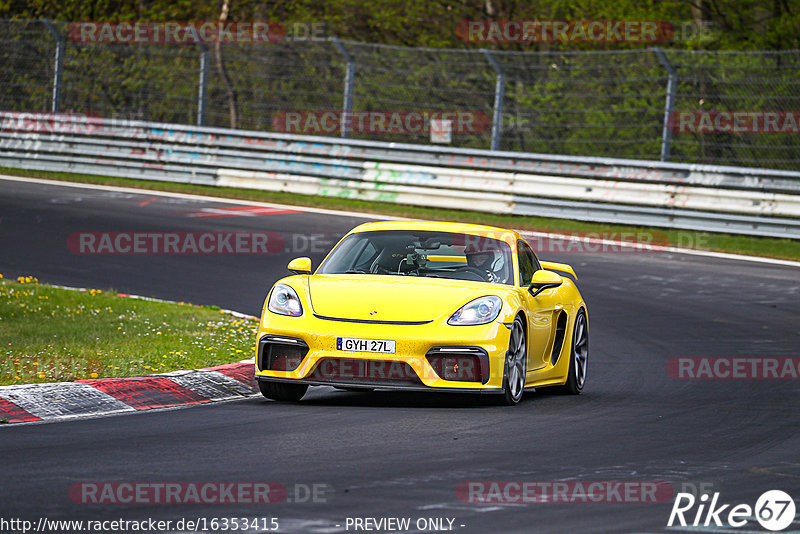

{"left": 255, "top": 221, "right": 588, "bottom": 405}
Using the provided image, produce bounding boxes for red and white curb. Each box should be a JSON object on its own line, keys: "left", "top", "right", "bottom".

{"left": 0, "top": 360, "right": 258, "bottom": 424}
{"left": 0, "top": 286, "right": 261, "bottom": 425}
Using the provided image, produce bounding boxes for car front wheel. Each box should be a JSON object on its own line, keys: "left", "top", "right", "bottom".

{"left": 258, "top": 380, "right": 308, "bottom": 402}
{"left": 500, "top": 316, "right": 527, "bottom": 405}
{"left": 558, "top": 308, "right": 588, "bottom": 395}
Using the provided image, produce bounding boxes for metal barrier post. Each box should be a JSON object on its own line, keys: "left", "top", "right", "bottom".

{"left": 181, "top": 24, "right": 210, "bottom": 127}
{"left": 481, "top": 49, "right": 506, "bottom": 151}
{"left": 41, "top": 19, "right": 64, "bottom": 113}
{"left": 653, "top": 47, "right": 677, "bottom": 162}
{"left": 197, "top": 43, "right": 209, "bottom": 126}
{"left": 331, "top": 38, "right": 355, "bottom": 138}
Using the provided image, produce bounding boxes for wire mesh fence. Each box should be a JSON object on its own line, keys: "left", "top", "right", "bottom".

{"left": 666, "top": 49, "right": 800, "bottom": 169}
{"left": 1, "top": 19, "right": 798, "bottom": 170}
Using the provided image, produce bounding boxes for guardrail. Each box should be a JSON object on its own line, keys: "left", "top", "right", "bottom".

{"left": 1, "top": 112, "right": 799, "bottom": 239}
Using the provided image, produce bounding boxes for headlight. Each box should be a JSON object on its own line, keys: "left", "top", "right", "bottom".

{"left": 267, "top": 284, "right": 303, "bottom": 317}
{"left": 448, "top": 296, "right": 502, "bottom": 326}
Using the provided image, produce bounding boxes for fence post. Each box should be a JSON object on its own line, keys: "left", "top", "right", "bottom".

{"left": 181, "top": 24, "right": 210, "bottom": 126}
{"left": 653, "top": 47, "right": 677, "bottom": 162}
{"left": 331, "top": 37, "right": 355, "bottom": 138}
{"left": 197, "top": 43, "right": 209, "bottom": 126}
{"left": 481, "top": 49, "right": 506, "bottom": 151}
{"left": 41, "top": 19, "right": 64, "bottom": 113}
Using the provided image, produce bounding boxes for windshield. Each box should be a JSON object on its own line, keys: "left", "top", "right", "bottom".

{"left": 318, "top": 230, "right": 514, "bottom": 285}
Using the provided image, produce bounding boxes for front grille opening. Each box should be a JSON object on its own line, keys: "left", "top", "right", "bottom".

{"left": 258, "top": 336, "right": 308, "bottom": 372}
{"left": 426, "top": 347, "right": 489, "bottom": 383}
{"left": 307, "top": 358, "right": 423, "bottom": 386}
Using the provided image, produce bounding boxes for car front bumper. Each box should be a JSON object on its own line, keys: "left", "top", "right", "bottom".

{"left": 255, "top": 312, "right": 512, "bottom": 392}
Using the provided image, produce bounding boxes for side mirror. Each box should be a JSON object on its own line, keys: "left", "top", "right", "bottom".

{"left": 528, "top": 270, "right": 562, "bottom": 297}
{"left": 287, "top": 257, "right": 312, "bottom": 274}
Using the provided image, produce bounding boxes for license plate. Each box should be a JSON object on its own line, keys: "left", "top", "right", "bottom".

{"left": 337, "top": 337, "right": 396, "bottom": 354}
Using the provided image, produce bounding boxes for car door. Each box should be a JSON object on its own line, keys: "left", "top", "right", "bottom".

{"left": 517, "top": 240, "right": 561, "bottom": 372}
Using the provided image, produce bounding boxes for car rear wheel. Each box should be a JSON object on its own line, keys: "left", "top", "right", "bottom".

{"left": 558, "top": 308, "right": 588, "bottom": 395}
{"left": 258, "top": 380, "right": 308, "bottom": 402}
{"left": 500, "top": 316, "right": 527, "bottom": 405}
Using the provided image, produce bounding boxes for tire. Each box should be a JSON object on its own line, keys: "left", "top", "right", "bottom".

{"left": 500, "top": 316, "right": 527, "bottom": 405}
{"left": 558, "top": 308, "right": 588, "bottom": 395}
{"left": 258, "top": 380, "right": 308, "bottom": 402}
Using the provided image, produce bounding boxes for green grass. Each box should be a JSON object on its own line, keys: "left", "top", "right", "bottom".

{"left": 0, "top": 276, "right": 258, "bottom": 386}
{"left": 2, "top": 166, "right": 800, "bottom": 261}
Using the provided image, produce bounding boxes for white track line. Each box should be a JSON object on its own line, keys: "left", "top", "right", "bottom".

{"left": 0, "top": 174, "right": 403, "bottom": 221}
{"left": 2, "top": 174, "right": 798, "bottom": 269}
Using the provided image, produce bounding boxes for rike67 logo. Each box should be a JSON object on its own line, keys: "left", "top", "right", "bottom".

{"left": 668, "top": 490, "right": 796, "bottom": 531}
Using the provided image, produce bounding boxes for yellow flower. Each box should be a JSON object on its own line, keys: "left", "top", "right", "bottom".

{"left": 90, "top": 372, "right": 98, "bottom": 378}
{"left": 38, "top": 373, "right": 45, "bottom": 379}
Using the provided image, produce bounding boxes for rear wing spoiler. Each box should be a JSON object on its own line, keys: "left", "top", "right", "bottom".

{"left": 540, "top": 261, "right": 577, "bottom": 281}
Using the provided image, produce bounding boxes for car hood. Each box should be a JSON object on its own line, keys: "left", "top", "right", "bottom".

{"left": 308, "top": 274, "right": 492, "bottom": 322}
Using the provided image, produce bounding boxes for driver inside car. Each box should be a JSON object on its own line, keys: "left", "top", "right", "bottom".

{"left": 465, "top": 247, "right": 506, "bottom": 283}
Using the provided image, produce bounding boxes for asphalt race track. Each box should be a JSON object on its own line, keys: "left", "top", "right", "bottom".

{"left": 1, "top": 177, "right": 799, "bottom": 534}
